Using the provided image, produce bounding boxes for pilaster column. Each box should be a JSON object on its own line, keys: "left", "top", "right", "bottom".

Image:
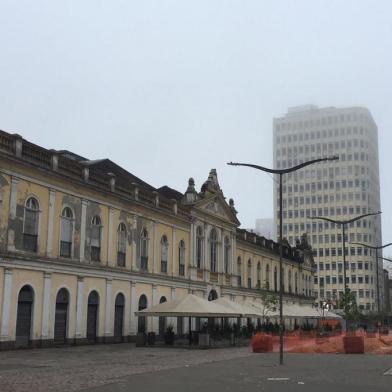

{"left": 129, "top": 282, "right": 137, "bottom": 335}
{"left": 132, "top": 216, "right": 138, "bottom": 271}
{"left": 221, "top": 229, "right": 225, "bottom": 274}
{"left": 107, "top": 208, "right": 114, "bottom": 266}
{"left": 75, "top": 276, "right": 85, "bottom": 338}
{"left": 0, "top": 269, "right": 12, "bottom": 340}
{"left": 204, "top": 224, "right": 209, "bottom": 270}
{"left": 170, "top": 287, "right": 177, "bottom": 333}
{"left": 41, "top": 272, "right": 52, "bottom": 340}
{"left": 190, "top": 223, "right": 195, "bottom": 267}
{"left": 151, "top": 221, "right": 157, "bottom": 273}
{"left": 104, "top": 279, "right": 113, "bottom": 337}
{"left": 151, "top": 284, "right": 158, "bottom": 333}
{"left": 7, "top": 177, "right": 19, "bottom": 251}
{"left": 9, "top": 177, "right": 18, "bottom": 219}
{"left": 79, "top": 199, "right": 88, "bottom": 261}
{"left": 172, "top": 228, "right": 176, "bottom": 276}
{"left": 46, "top": 189, "right": 56, "bottom": 257}
{"left": 231, "top": 232, "right": 235, "bottom": 275}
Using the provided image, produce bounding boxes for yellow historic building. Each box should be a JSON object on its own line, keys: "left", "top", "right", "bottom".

{"left": 0, "top": 130, "right": 314, "bottom": 349}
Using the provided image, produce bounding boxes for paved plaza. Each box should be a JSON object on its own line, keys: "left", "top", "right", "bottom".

{"left": 0, "top": 344, "right": 391, "bottom": 392}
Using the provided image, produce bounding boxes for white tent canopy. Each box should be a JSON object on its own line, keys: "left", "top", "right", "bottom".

{"left": 135, "top": 294, "right": 241, "bottom": 318}
{"left": 212, "top": 297, "right": 263, "bottom": 317}
{"left": 262, "top": 303, "right": 342, "bottom": 319}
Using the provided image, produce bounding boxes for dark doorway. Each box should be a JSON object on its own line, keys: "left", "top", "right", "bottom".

{"left": 207, "top": 290, "right": 218, "bottom": 330}
{"left": 138, "top": 295, "right": 148, "bottom": 333}
{"left": 114, "top": 293, "right": 125, "bottom": 342}
{"left": 158, "top": 296, "right": 167, "bottom": 337}
{"left": 87, "top": 291, "right": 99, "bottom": 343}
{"left": 15, "top": 285, "right": 34, "bottom": 348}
{"left": 54, "top": 288, "right": 69, "bottom": 344}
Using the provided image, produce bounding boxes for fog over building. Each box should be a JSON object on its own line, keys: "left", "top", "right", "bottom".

{"left": 255, "top": 218, "right": 275, "bottom": 241}
{"left": 273, "top": 105, "right": 383, "bottom": 311}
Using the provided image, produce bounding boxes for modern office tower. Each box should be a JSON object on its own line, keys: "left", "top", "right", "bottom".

{"left": 273, "top": 105, "right": 383, "bottom": 311}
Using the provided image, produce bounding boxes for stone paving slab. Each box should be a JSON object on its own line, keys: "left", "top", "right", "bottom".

{"left": 87, "top": 352, "right": 392, "bottom": 392}
{"left": 0, "top": 344, "right": 253, "bottom": 392}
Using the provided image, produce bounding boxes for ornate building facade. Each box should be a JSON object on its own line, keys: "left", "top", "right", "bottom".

{"left": 0, "top": 130, "right": 314, "bottom": 349}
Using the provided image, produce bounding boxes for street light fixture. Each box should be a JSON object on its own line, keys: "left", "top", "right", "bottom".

{"left": 227, "top": 155, "right": 338, "bottom": 365}
{"left": 349, "top": 241, "right": 392, "bottom": 312}
{"left": 310, "top": 212, "right": 381, "bottom": 296}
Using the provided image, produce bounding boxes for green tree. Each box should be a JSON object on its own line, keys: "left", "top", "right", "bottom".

{"left": 259, "top": 283, "right": 278, "bottom": 324}
{"left": 339, "top": 289, "right": 361, "bottom": 331}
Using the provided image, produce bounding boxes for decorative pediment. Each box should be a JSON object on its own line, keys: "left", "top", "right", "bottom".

{"left": 193, "top": 193, "right": 240, "bottom": 226}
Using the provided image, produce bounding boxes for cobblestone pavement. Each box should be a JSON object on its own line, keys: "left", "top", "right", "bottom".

{"left": 88, "top": 352, "right": 392, "bottom": 392}
{"left": 0, "top": 344, "right": 253, "bottom": 392}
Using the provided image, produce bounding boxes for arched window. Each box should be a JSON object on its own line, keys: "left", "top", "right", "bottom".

{"left": 265, "top": 264, "right": 270, "bottom": 290}
{"left": 247, "top": 259, "right": 252, "bottom": 288}
{"left": 23, "top": 197, "right": 39, "bottom": 252}
{"left": 60, "top": 207, "right": 73, "bottom": 258}
{"left": 196, "top": 226, "right": 203, "bottom": 269}
{"left": 274, "top": 266, "right": 278, "bottom": 292}
{"left": 257, "top": 262, "right": 261, "bottom": 288}
{"left": 295, "top": 272, "right": 298, "bottom": 294}
{"left": 288, "top": 270, "right": 292, "bottom": 293}
{"left": 209, "top": 229, "right": 217, "bottom": 272}
{"left": 208, "top": 289, "right": 218, "bottom": 301}
{"left": 160, "top": 235, "right": 168, "bottom": 273}
{"left": 138, "top": 294, "right": 148, "bottom": 332}
{"left": 140, "top": 228, "right": 148, "bottom": 271}
{"left": 117, "top": 223, "right": 127, "bottom": 267}
{"left": 178, "top": 240, "right": 185, "bottom": 276}
{"left": 224, "top": 236, "right": 230, "bottom": 274}
{"left": 91, "top": 216, "right": 102, "bottom": 262}
{"left": 237, "top": 257, "right": 242, "bottom": 286}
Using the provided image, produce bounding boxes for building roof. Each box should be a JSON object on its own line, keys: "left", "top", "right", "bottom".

{"left": 157, "top": 185, "right": 183, "bottom": 201}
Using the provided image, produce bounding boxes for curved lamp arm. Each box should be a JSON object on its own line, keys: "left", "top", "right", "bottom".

{"left": 227, "top": 156, "right": 339, "bottom": 175}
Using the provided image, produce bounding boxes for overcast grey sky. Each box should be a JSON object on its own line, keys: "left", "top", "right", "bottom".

{"left": 1, "top": 1, "right": 391, "bottom": 244}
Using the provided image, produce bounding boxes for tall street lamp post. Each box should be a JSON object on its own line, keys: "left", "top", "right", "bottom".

{"left": 227, "top": 156, "right": 338, "bottom": 365}
{"left": 310, "top": 212, "right": 381, "bottom": 296}
{"left": 350, "top": 242, "right": 392, "bottom": 313}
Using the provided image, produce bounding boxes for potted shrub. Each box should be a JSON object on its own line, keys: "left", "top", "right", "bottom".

{"left": 136, "top": 326, "right": 147, "bottom": 347}
{"left": 147, "top": 331, "right": 156, "bottom": 345}
{"left": 164, "top": 325, "right": 175, "bottom": 345}
{"left": 198, "top": 322, "right": 210, "bottom": 347}
{"left": 340, "top": 289, "right": 364, "bottom": 354}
